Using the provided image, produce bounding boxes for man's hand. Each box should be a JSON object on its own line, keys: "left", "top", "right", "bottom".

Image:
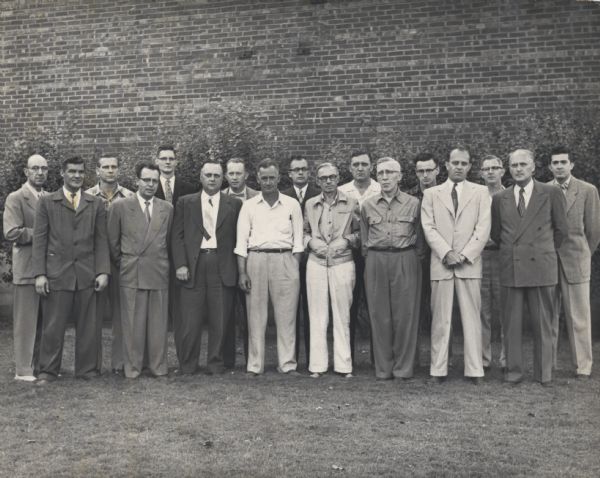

{"left": 95, "top": 273, "right": 109, "bottom": 292}
{"left": 443, "top": 250, "right": 462, "bottom": 268}
{"left": 35, "top": 275, "right": 50, "bottom": 296}
{"left": 239, "top": 273, "right": 251, "bottom": 293}
{"left": 176, "top": 266, "right": 190, "bottom": 282}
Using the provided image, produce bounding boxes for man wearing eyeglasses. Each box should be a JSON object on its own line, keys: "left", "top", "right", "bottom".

{"left": 107, "top": 162, "right": 173, "bottom": 378}
{"left": 479, "top": 155, "right": 506, "bottom": 373}
{"left": 3, "top": 154, "right": 49, "bottom": 382}
{"left": 303, "top": 163, "right": 360, "bottom": 378}
{"left": 282, "top": 155, "right": 320, "bottom": 368}
{"left": 491, "top": 149, "right": 568, "bottom": 385}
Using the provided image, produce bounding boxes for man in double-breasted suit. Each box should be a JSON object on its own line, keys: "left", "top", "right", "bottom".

{"left": 3, "top": 154, "right": 48, "bottom": 381}
{"left": 171, "top": 161, "right": 242, "bottom": 374}
{"left": 421, "top": 147, "right": 491, "bottom": 383}
{"left": 107, "top": 161, "right": 173, "bottom": 379}
{"left": 33, "top": 156, "right": 110, "bottom": 383}
{"left": 547, "top": 145, "right": 600, "bottom": 378}
{"left": 491, "top": 149, "right": 568, "bottom": 385}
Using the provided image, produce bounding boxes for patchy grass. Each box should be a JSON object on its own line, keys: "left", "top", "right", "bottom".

{"left": 0, "top": 320, "right": 599, "bottom": 477}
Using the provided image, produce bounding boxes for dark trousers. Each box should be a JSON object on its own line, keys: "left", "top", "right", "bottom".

{"left": 223, "top": 288, "right": 249, "bottom": 369}
{"left": 175, "top": 253, "right": 234, "bottom": 374}
{"left": 295, "top": 255, "right": 310, "bottom": 367}
{"left": 38, "top": 287, "right": 99, "bottom": 378}
{"left": 350, "top": 251, "right": 373, "bottom": 364}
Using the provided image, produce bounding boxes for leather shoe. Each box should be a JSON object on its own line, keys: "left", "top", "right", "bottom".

{"left": 575, "top": 373, "right": 591, "bottom": 380}
{"left": 467, "top": 377, "right": 482, "bottom": 385}
{"left": 429, "top": 376, "right": 446, "bottom": 384}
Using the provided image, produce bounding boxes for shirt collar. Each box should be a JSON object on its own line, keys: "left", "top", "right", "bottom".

{"left": 553, "top": 176, "right": 571, "bottom": 190}
{"left": 136, "top": 192, "right": 154, "bottom": 207}
{"left": 257, "top": 192, "right": 283, "bottom": 206}
{"left": 315, "top": 191, "right": 344, "bottom": 206}
{"left": 63, "top": 186, "right": 81, "bottom": 200}
{"left": 375, "top": 187, "right": 404, "bottom": 204}
{"left": 295, "top": 184, "right": 308, "bottom": 196}
{"left": 516, "top": 179, "right": 534, "bottom": 195}
{"left": 201, "top": 189, "right": 220, "bottom": 204}
{"left": 25, "top": 181, "right": 43, "bottom": 197}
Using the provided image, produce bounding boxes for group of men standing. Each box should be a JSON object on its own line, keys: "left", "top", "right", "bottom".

{"left": 4, "top": 143, "right": 598, "bottom": 386}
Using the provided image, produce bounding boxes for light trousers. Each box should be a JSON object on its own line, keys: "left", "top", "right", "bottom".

{"left": 246, "top": 251, "right": 299, "bottom": 374}
{"left": 120, "top": 287, "right": 168, "bottom": 378}
{"left": 306, "top": 260, "right": 355, "bottom": 374}
{"left": 12, "top": 284, "right": 41, "bottom": 376}
{"left": 552, "top": 264, "right": 593, "bottom": 375}
{"left": 481, "top": 249, "right": 505, "bottom": 368}
{"left": 430, "top": 277, "right": 483, "bottom": 377}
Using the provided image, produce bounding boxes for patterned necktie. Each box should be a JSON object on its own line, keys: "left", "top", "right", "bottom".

{"left": 297, "top": 188, "right": 303, "bottom": 203}
{"left": 144, "top": 201, "right": 151, "bottom": 223}
{"left": 204, "top": 197, "right": 215, "bottom": 236}
{"left": 164, "top": 178, "right": 173, "bottom": 203}
{"left": 451, "top": 183, "right": 458, "bottom": 214}
{"left": 517, "top": 187, "right": 526, "bottom": 217}
{"left": 560, "top": 183, "right": 568, "bottom": 195}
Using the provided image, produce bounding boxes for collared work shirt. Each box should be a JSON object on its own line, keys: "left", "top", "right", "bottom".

{"left": 86, "top": 183, "right": 134, "bottom": 208}
{"left": 360, "top": 190, "right": 423, "bottom": 254}
{"left": 235, "top": 192, "right": 304, "bottom": 257}
{"left": 338, "top": 179, "right": 381, "bottom": 209}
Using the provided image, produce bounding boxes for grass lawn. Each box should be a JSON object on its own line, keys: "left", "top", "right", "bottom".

{"left": 0, "top": 319, "right": 599, "bottom": 477}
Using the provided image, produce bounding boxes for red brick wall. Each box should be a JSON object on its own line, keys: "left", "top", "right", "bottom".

{"left": 1, "top": 0, "right": 599, "bottom": 158}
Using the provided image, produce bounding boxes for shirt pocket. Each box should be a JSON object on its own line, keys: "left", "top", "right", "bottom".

{"left": 368, "top": 214, "right": 383, "bottom": 226}
{"left": 394, "top": 215, "right": 416, "bottom": 237}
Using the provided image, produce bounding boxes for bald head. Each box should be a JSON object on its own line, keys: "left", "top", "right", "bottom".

{"left": 508, "top": 149, "right": 535, "bottom": 187}
{"left": 24, "top": 154, "right": 48, "bottom": 190}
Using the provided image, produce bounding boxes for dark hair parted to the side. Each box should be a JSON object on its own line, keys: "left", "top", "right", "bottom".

{"left": 550, "top": 145, "right": 571, "bottom": 159}
{"left": 157, "top": 144, "right": 176, "bottom": 156}
{"left": 350, "top": 150, "right": 371, "bottom": 163}
{"left": 61, "top": 155, "right": 85, "bottom": 171}
{"left": 135, "top": 161, "right": 160, "bottom": 178}
{"left": 257, "top": 158, "right": 280, "bottom": 172}
{"left": 413, "top": 152, "right": 437, "bottom": 167}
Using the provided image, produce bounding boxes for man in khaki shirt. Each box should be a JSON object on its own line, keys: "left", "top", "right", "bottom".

{"left": 360, "top": 157, "right": 423, "bottom": 380}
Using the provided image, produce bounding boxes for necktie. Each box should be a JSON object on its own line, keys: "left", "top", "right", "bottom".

{"left": 204, "top": 197, "right": 215, "bottom": 237}
{"left": 70, "top": 192, "right": 78, "bottom": 210}
{"left": 451, "top": 183, "right": 458, "bottom": 214}
{"left": 164, "top": 179, "right": 173, "bottom": 203}
{"left": 560, "top": 183, "right": 568, "bottom": 195}
{"left": 518, "top": 187, "right": 526, "bottom": 217}
{"left": 144, "top": 201, "right": 151, "bottom": 223}
{"left": 297, "top": 189, "right": 303, "bottom": 203}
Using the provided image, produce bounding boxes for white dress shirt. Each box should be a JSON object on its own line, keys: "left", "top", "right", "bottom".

{"left": 136, "top": 192, "right": 154, "bottom": 217}
{"left": 201, "top": 190, "right": 220, "bottom": 249}
{"left": 294, "top": 184, "right": 308, "bottom": 202}
{"left": 445, "top": 178, "right": 465, "bottom": 202}
{"left": 513, "top": 179, "right": 534, "bottom": 209}
{"left": 160, "top": 176, "right": 175, "bottom": 195}
{"left": 338, "top": 179, "right": 381, "bottom": 209}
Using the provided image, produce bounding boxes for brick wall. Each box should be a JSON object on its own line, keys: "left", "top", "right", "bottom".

{"left": 1, "top": 0, "right": 599, "bottom": 159}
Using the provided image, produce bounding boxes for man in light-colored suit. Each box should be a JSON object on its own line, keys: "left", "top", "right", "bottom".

{"left": 222, "top": 157, "right": 258, "bottom": 368}
{"left": 172, "top": 161, "right": 242, "bottom": 375}
{"left": 422, "top": 147, "right": 491, "bottom": 383}
{"left": 107, "top": 161, "right": 173, "bottom": 379}
{"left": 3, "top": 153, "right": 48, "bottom": 381}
{"left": 33, "top": 156, "right": 110, "bottom": 384}
{"left": 548, "top": 145, "right": 600, "bottom": 378}
{"left": 491, "top": 149, "right": 568, "bottom": 385}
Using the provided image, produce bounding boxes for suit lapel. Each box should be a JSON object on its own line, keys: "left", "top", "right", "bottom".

{"left": 456, "top": 181, "right": 475, "bottom": 219}
{"left": 141, "top": 200, "right": 165, "bottom": 252}
{"left": 438, "top": 185, "right": 455, "bottom": 217}
{"left": 514, "top": 181, "right": 547, "bottom": 241}
{"left": 21, "top": 186, "right": 39, "bottom": 213}
{"left": 215, "top": 192, "right": 228, "bottom": 230}
{"left": 76, "top": 194, "right": 93, "bottom": 216}
{"left": 190, "top": 194, "right": 205, "bottom": 232}
{"left": 565, "top": 178, "right": 579, "bottom": 213}
{"left": 125, "top": 197, "right": 150, "bottom": 254}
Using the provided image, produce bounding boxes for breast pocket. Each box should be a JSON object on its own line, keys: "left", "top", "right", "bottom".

{"left": 394, "top": 215, "right": 416, "bottom": 237}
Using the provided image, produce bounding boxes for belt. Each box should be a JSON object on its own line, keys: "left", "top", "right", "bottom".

{"left": 484, "top": 245, "right": 499, "bottom": 251}
{"left": 199, "top": 248, "right": 217, "bottom": 254}
{"left": 249, "top": 248, "right": 292, "bottom": 253}
{"left": 368, "top": 245, "right": 415, "bottom": 252}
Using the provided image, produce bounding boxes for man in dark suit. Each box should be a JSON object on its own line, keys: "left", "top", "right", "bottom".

{"left": 491, "top": 149, "right": 568, "bottom": 385}
{"left": 33, "top": 156, "right": 110, "bottom": 383}
{"left": 281, "top": 155, "right": 320, "bottom": 367}
{"left": 171, "top": 161, "right": 242, "bottom": 374}
{"left": 222, "top": 157, "right": 259, "bottom": 369}
{"left": 3, "top": 153, "right": 48, "bottom": 382}
{"left": 107, "top": 162, "right": 173, "bottom": 379}
{"left": 548, "top": 145, "right": 600, "bottom": 378}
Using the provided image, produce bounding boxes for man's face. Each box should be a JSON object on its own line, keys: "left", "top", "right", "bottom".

{"left": 376, "top": 161, "right": 402, "bottom": 194}
{"left": 445, "top": 151, "right": 471, "bottom": 182}
{"left": 137, "top": 168, "right": 160, "bottom": 200}
{"left": 349, "top": 154, "right": 372, "bottom": 181}
{"left": 480, "top": 159, "right": 504, "bottom": 187}
{"left": 155, "top": 149, "right": 177, "bottom": 177}
{"left": 96, "top": 157, "right": 119, "bottom": 184}
{"left": 415, "top": 159, "right": 438, "bottom": 188}
{"left": 316, "top": 165, "right": 339, "bottom": 195}
{"left": 24, "top": 154, "right": 48, "bottom": 189}
{"left": 288, "top": 159, "right": 309, "bottom": 187}
{"left": 549, "top": 154, "right": 574, "bottom": 182}
{"left": 226, "top": 162, "right": 248, "bottom": 191}
{"left": 509, "top": 152, "right": 535, "bottom": 185}
{"left": 61, "top": 162, "right": 85, "bottom": 192}
{"left": 200, "top": 163, "right": 224, "bottom": 195}
{"left": 257, "top": 165, "right": 280, "bottom": 194}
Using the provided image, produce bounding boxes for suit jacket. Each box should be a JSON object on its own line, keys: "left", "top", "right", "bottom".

{"left": 547, "top": 177, "right": 600, "bottom": 284}
{"left": 222, "top": 185, "right": 259, "bottom": 201}
{"left": 31, "top": 190, "right": 111, "bottom": 291}
{"left": 3, "top": 184, "right": 43, "bottom": 285}
{"left": 282, "top": 184, "right": 320, "bottom": 214}
{"left": 421, "top": 180, "right": 491, "bottom": 280}
{"left": 491, "top": 180, "right": 568, "bottom": 288}
{"left": 171, "top": 192, "right": 242, "bottom": 288}
{"left": 107, "top": 195, "right": 173, "bottom": 290}
{"left": 155, "top": 176, "right": 197, "bottom": 205}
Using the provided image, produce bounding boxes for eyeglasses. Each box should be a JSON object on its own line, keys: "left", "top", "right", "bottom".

{"left": 139, "top": 178, "right": 160, "bottom": 184}
{"left": 415, "top": 168, "right": 436, "bottom": 175}
{"left": 480, "top": 166, "right": 503, "bottom": 172}
{"left": 28, "top": 166, "right": 49, "bottom": 172}
{"left": 318, "top": 175, "right": 338, "bottom": 182}
{"left": 289, "top": 167, "right": 308, "bottom": 173}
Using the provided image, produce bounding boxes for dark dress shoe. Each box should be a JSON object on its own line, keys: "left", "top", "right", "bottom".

{"left": 467, "top": 377, "right": 482, "bottom": 385}
{"left": 429, "top": 376, "right": 446, "bottom": 384}
{"left": 575, "top": 373, "right": 591, "bottom": 380}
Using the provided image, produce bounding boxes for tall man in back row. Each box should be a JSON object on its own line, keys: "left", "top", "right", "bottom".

{"left": 491, "top": 149, "right": 568, "bottom": 385}
{"left": 547, "top": 145, "right": 600, "bottom": 378}
{"left": 33, "top": 156, "right": 110, "bottom": 383}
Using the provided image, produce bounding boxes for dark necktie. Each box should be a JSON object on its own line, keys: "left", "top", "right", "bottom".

{"left": 560, "top": 183, "right": 568, "bottom": 195}
{"left": 451, "top": 183, "right": 458, "bottom": 214}
{"left": 144, "top": 201, "right": 151, "bottom": 223}
{"left": 517, "top": 187, "right": 526, "bottom": 217}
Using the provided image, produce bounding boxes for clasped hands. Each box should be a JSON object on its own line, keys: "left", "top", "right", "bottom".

{"left": 443, "top": 250, "right": 468, "bottom": 268}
